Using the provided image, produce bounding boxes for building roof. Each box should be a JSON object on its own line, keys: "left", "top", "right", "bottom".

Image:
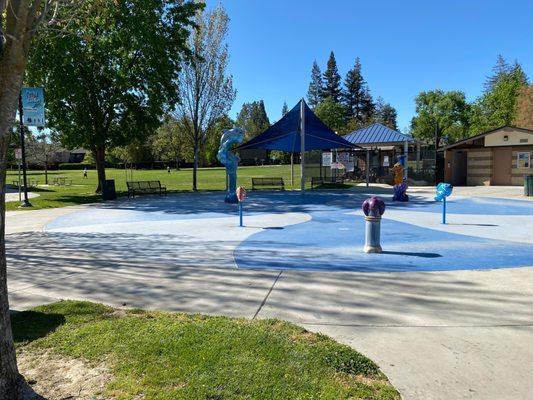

{"left": 343, "top": 123, "right": 414, "bottom": 146}
{"left": 443, "top": 125, "right": 533, "bottom": 150}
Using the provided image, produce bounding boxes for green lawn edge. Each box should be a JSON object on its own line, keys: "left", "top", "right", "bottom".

{"left": 12, "top": 300, "right": 400, "bottom": 400}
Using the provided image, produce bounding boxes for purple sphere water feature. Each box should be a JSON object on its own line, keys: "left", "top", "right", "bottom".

{"left": 362, "top": 196, "right": 385, "bottom": 217}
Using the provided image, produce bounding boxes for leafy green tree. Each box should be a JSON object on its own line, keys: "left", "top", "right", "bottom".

{"left": 322, "top": 52, "right": 343, "bottom": 103}
{"left": 236, "top": 100, "right": 270, "bottom": 140}
{"left": 469, "top": 60, "right": 528, "bottom": 134}
{"left": 315, "top": 96, "right": 347, "bottom": 133}
{"left": 373, "top": 97, "right": 398, "bottom": 130}
{"left": 410, "top": 90, "right": 469, "bottom": 148}
{"left": 514, "top": 85, "right": 533, "bottom": 129}
{"left": 27, "top": 0, "right": 199, "bottom": 192}
{"left": 150, "top": 116, "right": 191, "bottom": 169}
{"left": 281, "top": 101, "right": 289, "bottom": 116}
{"left": 172, "top": 5, "right": 236, "bottom": 190}
{"left": 307, "top": 61, "right": 323, "bottom": 108}
{"left": 343, "top": 57, "right": 374, "bottom": 124}
{"left": 203, "top": 114, "right": 234, "bottom": 165}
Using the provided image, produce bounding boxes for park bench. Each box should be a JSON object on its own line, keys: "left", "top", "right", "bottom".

{"left": 127, "top": 180, "right": 167, "bottom": 198}
{"left": 251, "top": 177, "right": 284, "bottom": 190}
{"left": 311, "top": 176, "right": 344, "bottom": 189}
{"left": 52, "top": 176, "right": 72, "bottom": 186}
{"left": 11, "top": 179, "right": 38, "bottom": 188}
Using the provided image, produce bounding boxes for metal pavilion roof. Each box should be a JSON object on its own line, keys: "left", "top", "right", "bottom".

{"left": 343, "top": 123, "right": 414, "bottom": 146}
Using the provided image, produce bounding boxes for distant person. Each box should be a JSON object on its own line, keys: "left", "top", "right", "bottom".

{"left": 167, "top": 165, "right": 171, "bottom": 174}
{"left": 83, "top": 167, "right": 88, "bottom": 179}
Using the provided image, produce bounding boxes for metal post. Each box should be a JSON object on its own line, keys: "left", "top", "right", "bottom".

{"left": 18, "top": 94, "right": 32, "bottom": 207}
{"left": 239, "top": 202, "right": 243, "bottom": 227}
{"left": 404, "top": 138, "right": 409, "bottom": 181}
{"left": 300, "top": 99, "right": 305, "bottom": 192}
{"left": 365, "top": 149, "right": 370, "bottom": 187}
{"left": 290, "top": 153, "right": 294, "bottom": 189}
{"left": 18, "top": 161, "right": 21, "bottom": 201}
{"left": 442, "top": 196, "right": 446, "bottom": 224}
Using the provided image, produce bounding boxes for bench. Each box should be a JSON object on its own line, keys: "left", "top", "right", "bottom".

{"left": 52, "top": 176, "right": 72, "bottom": 186}
{"left": 251, "top": 177, "right": 284, "bottom": 190}
{"left": 127, "top": 180, "right": 167, "bottom": 198}
{"left": 311, "top": 176, "right": 344, "bottom": 189}
{"left": 12, "top": 179, "right": 39, "bottom": 188}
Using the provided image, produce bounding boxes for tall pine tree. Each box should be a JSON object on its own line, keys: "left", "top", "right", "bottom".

{"left": 307, "top": 61, "right": 323, "bottom": 108}
{"left": 374, "top": 97, "right": 398, "bottom": 130}
{"left": 343, "top": 57, "right": 374, "bottom": 124}
{"left": 322, "top": 52, "right": 343, "bottom": 103}
{"left": 236, "top": 100, "right": 270, "bottom": 139}
{"left": 281, "top": 101, "right": 289, "bottom": 116}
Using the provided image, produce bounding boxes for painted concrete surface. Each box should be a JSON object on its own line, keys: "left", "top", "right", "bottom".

{"left": 6, "top": 187, "right": 533, "bottom": 400}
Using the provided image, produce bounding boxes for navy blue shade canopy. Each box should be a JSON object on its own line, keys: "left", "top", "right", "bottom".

{"left": 344, "top": 123, "right": 413, "bottom": 145}
{"left": 237, "top": 99, "right": 359, "bottom": 152}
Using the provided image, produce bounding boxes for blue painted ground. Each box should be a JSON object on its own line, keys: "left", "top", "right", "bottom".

{"left": 45, "top": 190, "right": 533, "bottom": 273}
{"left": 234, "top": 192, "right": 533, "bottom": 272}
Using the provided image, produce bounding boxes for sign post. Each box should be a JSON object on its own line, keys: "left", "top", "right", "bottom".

{"left": 18, "top": 87, "right": 45, "bottom": 207}
{"left": 15, "top": 148, "right": 22, "bottom": 201}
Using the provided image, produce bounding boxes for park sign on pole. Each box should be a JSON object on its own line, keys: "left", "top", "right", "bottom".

{"left": 15, "top": 148, "right": 22, "bottom": 160}
{"left": 322, "top": 152, "right": 332, "bottom": 167}
{"left": 21, "top": 87, "right": 45, "bottom": 127}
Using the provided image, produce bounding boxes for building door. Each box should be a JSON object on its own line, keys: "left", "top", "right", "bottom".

{"left": 452, "top": 150, "right": 467, "bottom": 186}
{"left": 492, "top": 148, "right": 512, "bottom": 185}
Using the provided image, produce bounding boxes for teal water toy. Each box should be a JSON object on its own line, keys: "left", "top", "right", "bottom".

{"left": 362, "top": 196, "right": 386, "bottom": 253}
{"left": 435, "top": 183, "right": 453, "bottom": 224}
{"left": 217, "top": 128, "right": 245, "bottom": 203}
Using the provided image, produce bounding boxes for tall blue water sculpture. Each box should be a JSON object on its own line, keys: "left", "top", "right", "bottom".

{"left": 435, "top": 182, "right": 453, "bottom": 224}
{"left": 217, "top": 128, "right": 245, "bottom": 203}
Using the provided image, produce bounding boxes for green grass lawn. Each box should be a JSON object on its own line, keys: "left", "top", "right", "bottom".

{"left": 6, "top": 165, "right": 356, "bottom": 211}
{"left": 12, "top": 301, "right": 399, "bottom": 400}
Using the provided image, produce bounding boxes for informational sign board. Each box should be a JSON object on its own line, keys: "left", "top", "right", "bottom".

{"left": 21, "top": 87, "right": 45, "bottom": 127}
{"left": 337, "top": 152, "right": 350, "bottom": 164}
{"left": 322, "top": 152, "right": 332, "bottom": 167}
{"left": 15, "top": 148, "right": 22, "bottom": 160}
{"left": 383, "top": 155, "right": 389, "bottom": 167}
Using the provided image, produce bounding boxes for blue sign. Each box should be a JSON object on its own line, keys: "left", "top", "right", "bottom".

{"left": 21, "top": 87, "right": 45, "bottom": 127}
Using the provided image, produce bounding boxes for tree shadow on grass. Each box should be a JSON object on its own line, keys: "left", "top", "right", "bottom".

{"left": 11, "top": 311, "right": 65, "bottom": 344}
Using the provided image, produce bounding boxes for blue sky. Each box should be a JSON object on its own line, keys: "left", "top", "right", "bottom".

{"left": 217, "top": 0, "right": 533, "bottom": 132}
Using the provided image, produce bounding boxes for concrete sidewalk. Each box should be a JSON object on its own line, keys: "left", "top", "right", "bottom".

{"left": 6, "top": 189, "right": 533, "bottom": 400}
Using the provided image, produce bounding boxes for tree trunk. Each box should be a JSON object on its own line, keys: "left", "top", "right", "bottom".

{"left": 192, "top": 142, "right": 198, "bottom": 191}
{"left": 44, "top": 154, "right": 48, "bottom": 185}
{"left": 0, "top": 8, "right": 31, "bottom": 396}
{"left": 94, "top": 145, "right": 107, "bottom": 194}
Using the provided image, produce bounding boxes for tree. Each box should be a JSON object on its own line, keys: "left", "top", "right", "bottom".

{"left": 322, "top": 51, "right": 343, "bottom": 103}
{"left": 236, "top": 100, "right": 270, "bottom": 140}
{"left": 410, "top": 90, "right": 469, "bottom": 148}
{"left": 25, "top": 130, "right": 62, "bottom": 184}
{"left": 173, "top": 5, "right": 236, "bottom": 191}
{"left": 1, "top": 1, "right": 94, "bottom": 397}
{"left": 27, "top": 0, "right": 199, "bottom": 193}
{"left": 343, "top": 57, "right": 374, "bottom": 124}
{"left": 281, "top": 101, "right": 289, "bottom": 116}
{"left": 470, "top": 61, "right": 528, "bottom": 134}
{"left": 150, "top": 116, "right": 191, "bottom": 169}
{"left": 307, "top": 61, "right": 323, "bottom": 108}
{"left": 315, "top": 96, "right": 347, "bottom": 133}
{"left": 514, "top": 85, "right": 533, "bottom": 129}
{"left": 373, "top": 97, "right": 398, "bottom": 130}
{"left": 203, "top": 114, "right": 233, "bottom": 165}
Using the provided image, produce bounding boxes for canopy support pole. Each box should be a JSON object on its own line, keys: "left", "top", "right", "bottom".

{"left": 404, "top": 138, "right": 409, "bottom": 181}
{"left": 300, "top": 100, "right": 305, "bottom": 192}
{"left": 290, "top": 153, "right": 294, "bottom": 189}
{"left": 366, "top": 149, "right": 370, "bottom": 187}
